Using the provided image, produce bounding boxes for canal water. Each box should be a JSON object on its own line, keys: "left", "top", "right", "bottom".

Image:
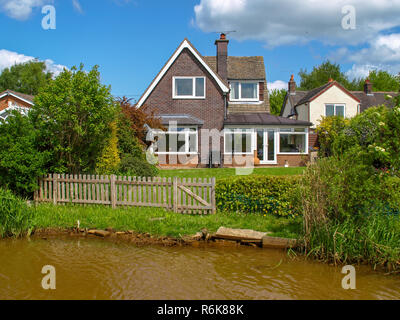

{"left": 1, "top": 237, "right": 399, "bottom": 300}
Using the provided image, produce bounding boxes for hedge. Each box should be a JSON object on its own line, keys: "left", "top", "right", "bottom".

{"left": 216, "top": 175, "right": 301, "bottom": 217}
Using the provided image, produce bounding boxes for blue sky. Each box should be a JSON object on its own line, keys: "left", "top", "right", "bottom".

{"left": 1, "top": 0, "right": 400, "bottom": 101}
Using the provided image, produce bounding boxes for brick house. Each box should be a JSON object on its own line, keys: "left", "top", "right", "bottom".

{"left": 137, "top": 35, "right": 312, "bottom": 168}
{"left": 281, "top": 76, "right": 399, "bottom": 149}
{"left": 0, "top": 90, "right": 34, "bottom": 121}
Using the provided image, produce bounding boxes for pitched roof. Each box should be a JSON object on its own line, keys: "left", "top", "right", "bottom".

{"left": 352, "top": 91, "right": 398, "bottom": 112}
{"left": 294, "top": 81, "right": 360, "bottom": 106}
{"left": 135, "top": 38, "right": 230, "bottom": 109}
{"left": 224, "top": 113, "right": 312, "bottom": 126}
{"left": 0, "top": 89, "right": 34, "bottom": 105}
{"left": 203, "top": 56, "right": 266, "bottom": 80}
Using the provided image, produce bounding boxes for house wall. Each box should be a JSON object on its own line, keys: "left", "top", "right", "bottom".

{"left": 143, "top": 48, "right": 226, "bottom": 167}
{"left": 309, "top": 85, "right": 359, "bottom": 128}
{"left": 0, "top": 96, "right": 32, "bottom": 112}
{"left": 143, "top": 48, "right": 226, "bottom": 132}
{"left": 281, "top": 98, "right": 292, "bottom": 118}
{"left": 295, "top": 103, "right": 308, "bottom": 122}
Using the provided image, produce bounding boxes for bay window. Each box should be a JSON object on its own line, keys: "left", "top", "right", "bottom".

{"left": 224, "top": 129, "right": 253, "bottom": 155}
{"left": 230, "top": 82, "right": 259, "bottom": 101}
{"left": 173, "top": 77, "right": 205, "bottom": 99}
{"left": 155, "top": 128, "right": 198, "bottom": 154}
{"left": 279, "top": 128, "right": 307, "bottom": 154}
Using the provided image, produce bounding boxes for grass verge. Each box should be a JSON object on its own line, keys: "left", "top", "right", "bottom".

{"left": 31, "top": 204, "right": 302, "bottom": 239}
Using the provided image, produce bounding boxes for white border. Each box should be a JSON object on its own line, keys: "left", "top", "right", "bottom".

{"left": 229, "top": 81, "right": 259, "bottom": 102}
{"left": 325, "top": 103, "right": 346, "bottom": 117}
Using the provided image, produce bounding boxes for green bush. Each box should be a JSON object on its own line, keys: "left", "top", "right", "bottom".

{"left": 0, "top": 188, "right": 33, "bottom": 238}
{"left": 216, "top": 175, "right": 301, "bottom": 217}
{"left": 0, "top": 112, "right": 50, "bottom": 198}
{"left": 118, "top": 154, "right": 158, "bottom": 177}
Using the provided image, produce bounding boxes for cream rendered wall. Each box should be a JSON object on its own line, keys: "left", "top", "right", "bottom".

{"left": 309, "top": 85, "right": 359, "bottom": 128}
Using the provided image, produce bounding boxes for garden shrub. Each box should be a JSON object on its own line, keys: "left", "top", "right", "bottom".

{"left": 0, "top": 188, "right": 33, "bottom": 238}
{"left": 0, "top": 112, "right": 50, "bottom": 198}
{"left": 96, "top": 121, "right": 121, "bottom": 175}
{"left": 216, "top": 175, "right": 301, "bottom": 217}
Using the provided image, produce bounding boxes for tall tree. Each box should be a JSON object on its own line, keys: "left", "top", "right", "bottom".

{"left": 367, "top": 70, "right": 400, "bottom": 92}
{"left": 269, "top": 89, "right": 287, "bottom": 115}
{"left": 0, "top": 61, "right": 53, "bottom": 95}
{"left": 30, "top": 64, "right": 116, "bottom": 174}
{"left": 298, "top": 60, "right": 360, "bottom": 91}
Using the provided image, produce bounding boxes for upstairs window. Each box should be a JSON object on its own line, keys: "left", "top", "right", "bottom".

{"left": 173, "top": 77, "right": 205, "bottom": 99}
{"left": 325, "top": 104, "right": 345, "bottom": 117}
{"left": 230, "top": 82, "right": 259, "bottom": 101}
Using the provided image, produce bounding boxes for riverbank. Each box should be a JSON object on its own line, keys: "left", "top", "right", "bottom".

{"left": 31, "top": 204, "right": 302, "bottom": 240}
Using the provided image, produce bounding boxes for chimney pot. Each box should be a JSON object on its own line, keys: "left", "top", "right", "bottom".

{"left": 364, "top": 79, "right": 373, "bottom": 95}
{"left": 288, "top": 75, "right": 296, "bottom": 94}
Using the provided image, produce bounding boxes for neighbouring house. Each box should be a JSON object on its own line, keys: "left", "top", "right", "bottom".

{"left": 136, "top": 34, "right": 312, "bottom": 168}
{"left": 281, "top": 76, "right": 399, "bottom": 148}
{"left": 0, "top": 90, "right": 34, "bottom": 121}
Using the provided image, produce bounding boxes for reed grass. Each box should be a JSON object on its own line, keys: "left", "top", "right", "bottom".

{"left": 304, "top": 213, "right": 400, "bottom": 272}
{"left": 0, "top": 189, "right": 33, "bottom": 238}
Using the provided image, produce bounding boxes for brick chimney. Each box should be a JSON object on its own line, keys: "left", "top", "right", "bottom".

{"left": 364, "top": 79, "right": 373, "bottom": 95}
{"left": 288, "top": 74, "right": 296, "bottom": 94}
{"left": 215, "top": 33, "right": 229, "bottom": 82}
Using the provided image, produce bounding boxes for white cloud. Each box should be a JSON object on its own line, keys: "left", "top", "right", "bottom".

{"left": 72, "top": 0, "right": 83, "bottom": 14}
{"left": 0, "top": 0, "right": 51, "bottom": 20}
{"left": 194, "top": 0, "right": 400, "bottom": 47}
{"left": 0, "top": 49, "right": 66, "bottom": 76}
{"left": 268, "top": 80, "right": 287, "bottom": 91}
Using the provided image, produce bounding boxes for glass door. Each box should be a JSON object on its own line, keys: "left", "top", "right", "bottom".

{"left": 257, "top": 129, "right": 276, "bottom": 163}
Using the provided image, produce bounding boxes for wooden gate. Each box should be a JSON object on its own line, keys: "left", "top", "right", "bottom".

{"left": 34, "top": 174, "right": 216, "bottom": 215}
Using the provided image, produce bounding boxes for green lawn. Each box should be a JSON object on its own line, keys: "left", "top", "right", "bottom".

{"left": 32, "top": 204, "right": 302, "bottom": 239}
{"left": 158, "top": 167, "right": 305, "bottom": 179}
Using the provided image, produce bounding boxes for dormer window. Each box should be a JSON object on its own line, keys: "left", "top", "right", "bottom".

{"left": 173, "top": 77, "right": 205, "bottom": 99}
{"left": 230, "top": 81, "right": 259, "bottom": 101}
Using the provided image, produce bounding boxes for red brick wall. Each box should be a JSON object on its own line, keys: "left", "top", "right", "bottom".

{"left": 143, "top": 48, "right": 225, "bottom": 132}
{"left": 143, "top": 48, "right": 226, "bottom": 166}
{"left": 0, "top": 96, "right": 32, "bottom": 112}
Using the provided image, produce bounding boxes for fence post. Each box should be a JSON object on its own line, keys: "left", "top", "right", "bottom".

{"left": 52, "top": 174, "right": 58, "bottom": 205}
{"left": 211, "top": 177, "right": 216, "bottom": 214}
{"left": 110, "top": 174, "right": 117, "bottom": 208}
{"left": 173, "top": 177, "right": 178, "bottom": 213}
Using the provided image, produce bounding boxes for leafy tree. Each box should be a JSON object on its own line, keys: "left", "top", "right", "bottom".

{"left": 119, "top": 97, "right": 163, "bottom": 145}
{"left": 298, "top": 61, "right": 357, "bottom": 91}
{"left": 367, "top": 70, "right": 399, "bottom": 92}
{"left": 116, "top": 108, "right": 158, "bottom": 177}
{"left": 96, "top": 121, "right": 121, "bottom": 175}
{"left": 30, "top": 64, "right": 116, "bottom": 174}
{"left": 269, "top": 89, "right": 287, "bottom": 115}
{"left": 0, "top": 112, "right": 50, "bottom": 197}
{"left": 0, "top": 61, "right": 53, "bottom": 95}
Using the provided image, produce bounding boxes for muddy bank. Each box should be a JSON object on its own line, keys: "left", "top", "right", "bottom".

{"left": 31, "top": 227, "right": 293, "bottom": 249}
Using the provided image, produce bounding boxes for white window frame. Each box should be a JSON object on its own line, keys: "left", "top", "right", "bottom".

{"left": 229, "top": 81, "right": 260, "bottom": 102}
{"left": 172, "top": 76, "right": 206, "bottom": 99}
{"left": 325, "top": 103, "right": 346, "bottom": 117}
{"left": 224, "top": 129, "right": 253, "bottom": 155}
{"left": 277, "top": 128, "right": 308, "bottom": 155}
{"left": 154, "top": 127, "right": 198, "bottom": 155}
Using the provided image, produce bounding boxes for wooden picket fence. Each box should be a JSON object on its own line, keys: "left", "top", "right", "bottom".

{"left": 34, "top": 174, "right": 216, "bottom": 215}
